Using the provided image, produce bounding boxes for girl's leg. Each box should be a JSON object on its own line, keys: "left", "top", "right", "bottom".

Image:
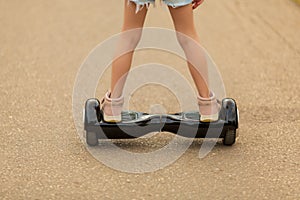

{"left": 110, "top": 1, "right": 148, "bottom": 98}
{"left": 167, "top": 3, "right": 210, "bottom": 98}
{"left": 168, "top": 3, "right": 220, "bottom": 122}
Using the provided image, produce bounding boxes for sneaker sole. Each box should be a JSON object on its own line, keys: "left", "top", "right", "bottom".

{"left": 200, "top": 113, "right": 219, "bottom": 122}
{"left": 103, "top": 113, "right": 122, "bottom": 123}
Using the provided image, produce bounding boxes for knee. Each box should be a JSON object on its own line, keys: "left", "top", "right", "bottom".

{"left": 120, "top": 28, "right": 143, "bottom": 50}
{"left": 175, "top": 31, "right": 197, "bottom": 48}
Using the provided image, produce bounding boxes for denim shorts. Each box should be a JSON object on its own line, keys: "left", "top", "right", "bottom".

{"left": 128, "top": 0, "right": 193, "bottom": 13}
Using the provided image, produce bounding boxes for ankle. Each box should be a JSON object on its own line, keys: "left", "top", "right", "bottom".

{"left": 197, "top": 91, "right": 215, "bottom": 101}
{"left": 198, "top": 92, "right": 210, "bottom": 99}
{"left": 110, "top": 90, "right": 123, "bottom": 99}
{"left": 106, "top": 90, "right": 124, "bottom": 102}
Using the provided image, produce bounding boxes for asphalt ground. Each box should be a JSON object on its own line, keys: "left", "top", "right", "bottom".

{"left": 0, "top": 0, "right": 299, "bottom": 199}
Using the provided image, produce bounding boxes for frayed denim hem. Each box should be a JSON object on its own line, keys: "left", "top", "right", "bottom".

{"left": 163, "top": 0, "right": 193, "bottom": 8}
{"left": 128, "top": 0, "right": 193, "bottom": 14}
{"left": 127, "top": 0, "right": 156, "bottom": 14}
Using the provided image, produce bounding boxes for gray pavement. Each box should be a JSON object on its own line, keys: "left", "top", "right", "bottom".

{"left": 0, "top": 0, "right": 299, "bottom": 199}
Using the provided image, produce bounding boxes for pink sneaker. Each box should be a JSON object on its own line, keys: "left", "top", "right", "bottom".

{"left": 197, "top": 92, "right": 221, "bottom": 122}
{"left": 101, "top": 91, "right": 124, "bottom": 123}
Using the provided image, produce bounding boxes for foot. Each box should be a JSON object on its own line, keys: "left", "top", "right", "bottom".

{"left": 198, "top": 91, "right": 220, "bottom": 122}
{"left": 101, "top": 91, "right": 124, "bottom": 123}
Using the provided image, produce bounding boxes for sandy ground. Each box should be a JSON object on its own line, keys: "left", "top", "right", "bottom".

{"left": 1, "top": 0, "right": 300, "bottom": 199}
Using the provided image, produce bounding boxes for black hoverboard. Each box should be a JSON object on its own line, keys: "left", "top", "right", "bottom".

{"left": 84, "top": 98, "right": 239, "bottom": 146}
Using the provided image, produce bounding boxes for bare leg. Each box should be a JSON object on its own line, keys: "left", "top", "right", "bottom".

{"left": 110, "top": 1, "right": 148, "bottom": 98}
{"left": 168, "top": 4, "right": 210, "bottom": 98}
